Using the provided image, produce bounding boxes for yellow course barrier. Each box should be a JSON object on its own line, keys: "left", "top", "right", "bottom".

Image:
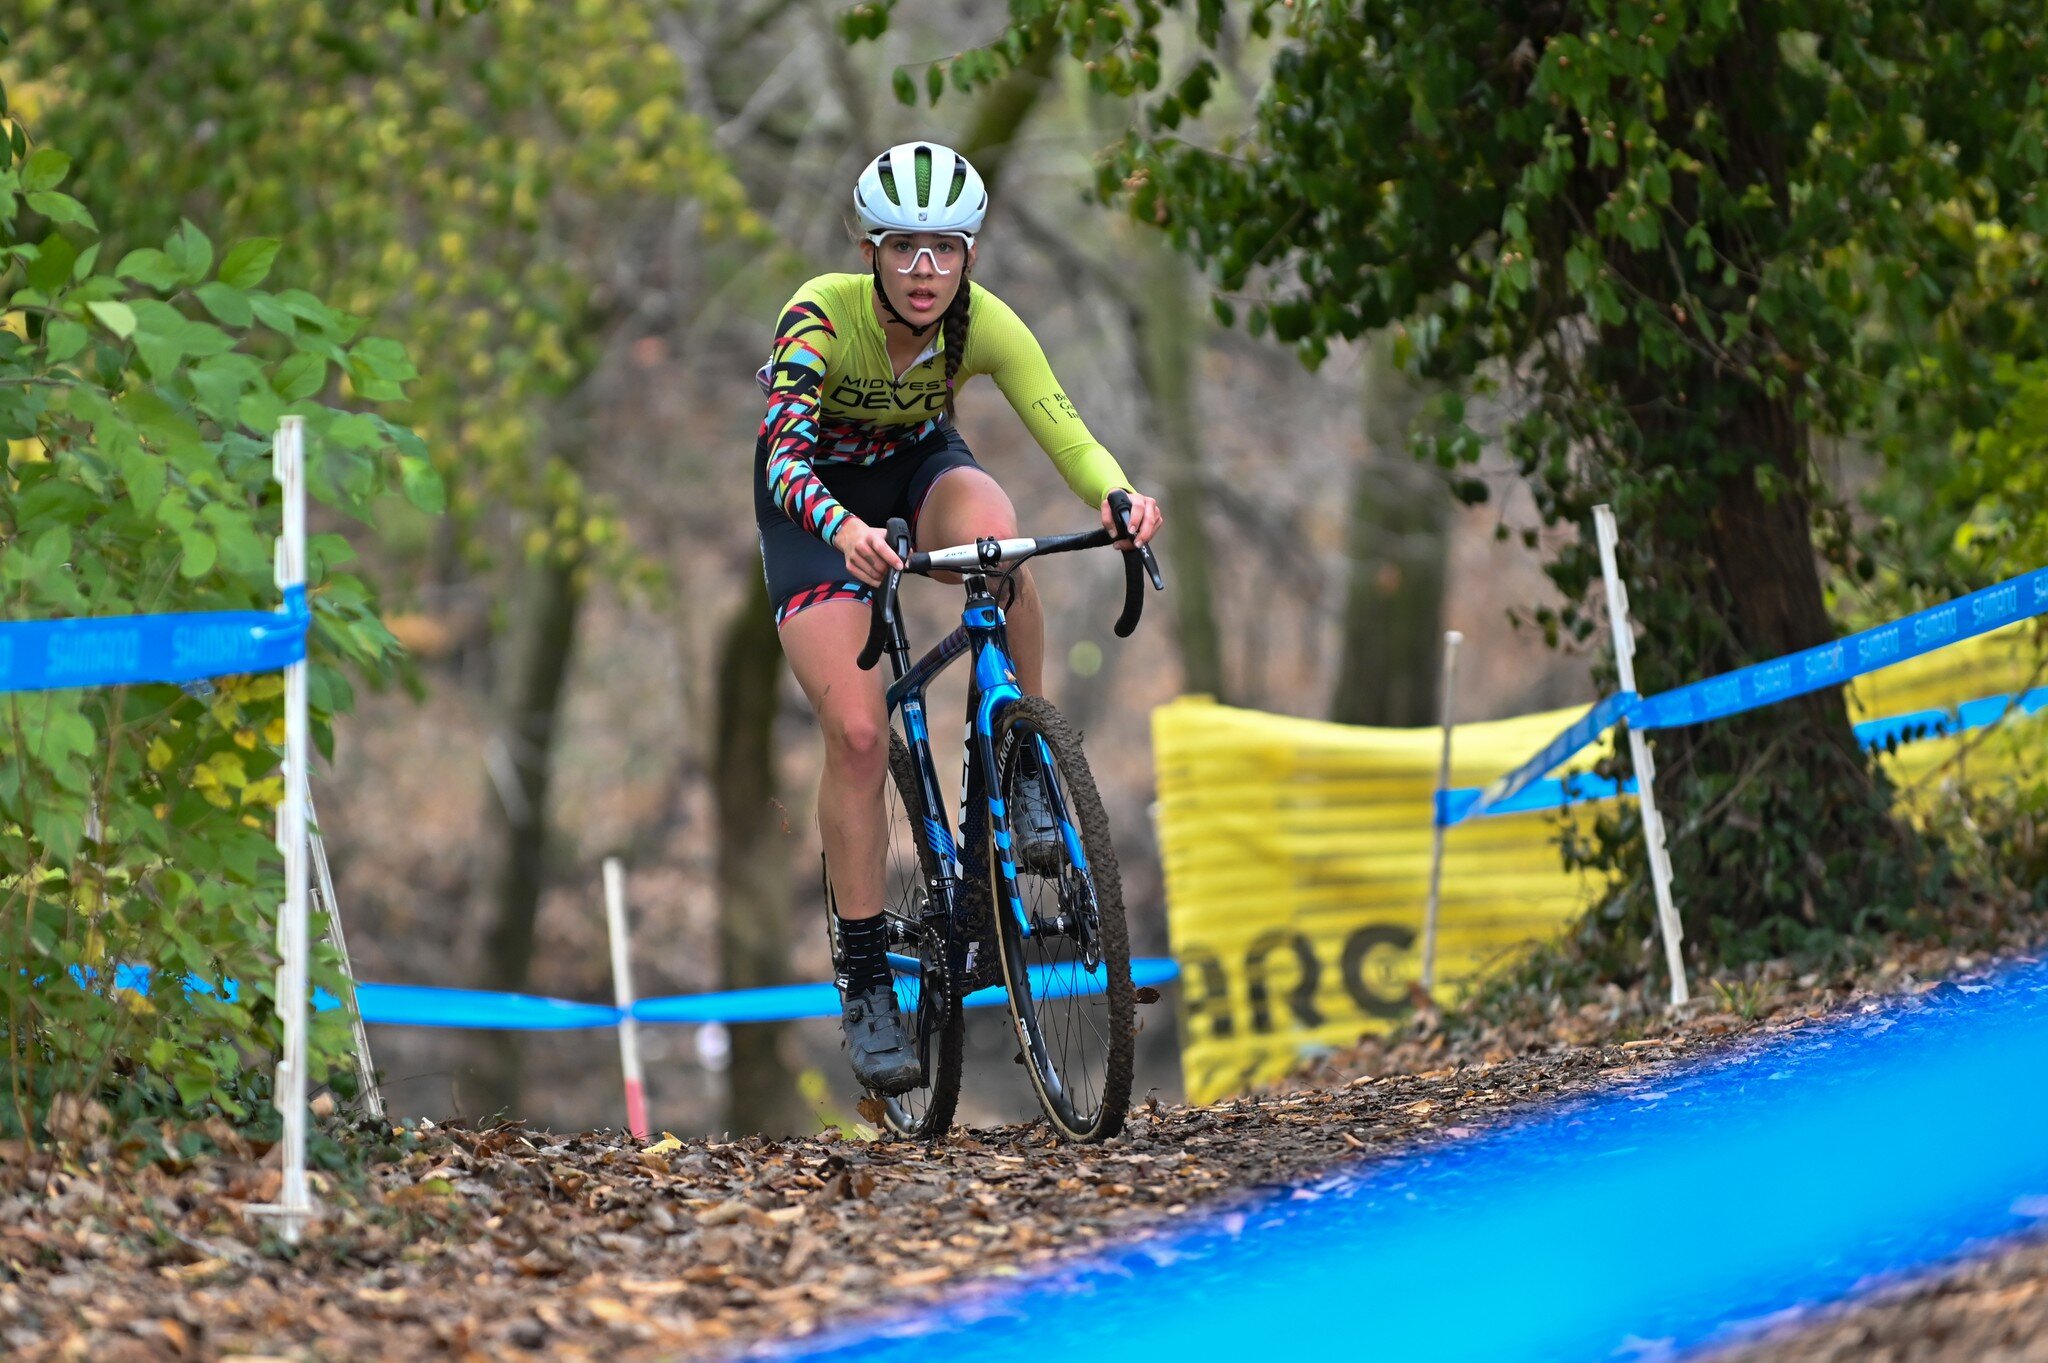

{"left": 1154, "top": 627, "right": 2047, "bottom": 1104}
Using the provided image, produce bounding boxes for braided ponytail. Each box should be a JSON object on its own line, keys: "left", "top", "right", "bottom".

{"left": 940, "top": 266, "right": 972, "bottom": 420}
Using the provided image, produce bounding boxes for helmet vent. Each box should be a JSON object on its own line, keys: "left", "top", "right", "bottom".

{"left": 854, "top": 142, "right": 986, "bottom": 237}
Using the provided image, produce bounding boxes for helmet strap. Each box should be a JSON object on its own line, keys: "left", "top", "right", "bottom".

{"left": 871, "top": 257, "right": 941, "bottom": 337}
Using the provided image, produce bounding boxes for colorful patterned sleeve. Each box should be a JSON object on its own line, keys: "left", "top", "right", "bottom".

{"left": 758, "top": 294, "right": 850, "bottom": 544}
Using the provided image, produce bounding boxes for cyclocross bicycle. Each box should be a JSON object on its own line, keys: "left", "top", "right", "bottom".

{"left": 823, "top": 490, "right": 1164, "bottom": 1143}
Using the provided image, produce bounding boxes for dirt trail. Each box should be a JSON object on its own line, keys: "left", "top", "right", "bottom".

{"left": 1707, "top": 1234, "right": 2048, "bottom": 1361}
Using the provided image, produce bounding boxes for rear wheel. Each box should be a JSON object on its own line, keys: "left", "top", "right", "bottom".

{"left": 829, "top": 732, "right": 962, "bottom": 1140}
{"left": 988, "top": 697, "right": 1134, "bottom": 1142}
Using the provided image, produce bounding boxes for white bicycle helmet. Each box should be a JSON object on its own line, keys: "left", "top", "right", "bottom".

{"left": 854, "top": 141, "right": 987, "bottom": 241}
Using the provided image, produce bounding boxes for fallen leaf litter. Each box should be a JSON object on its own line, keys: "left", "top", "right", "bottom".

{"left": 4, "top": 931, "right": 2044, "bottom": 1361}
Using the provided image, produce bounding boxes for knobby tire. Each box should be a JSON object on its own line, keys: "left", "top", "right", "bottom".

{"left": 989, "top": 697, "right": 1135, "bottom": 1143}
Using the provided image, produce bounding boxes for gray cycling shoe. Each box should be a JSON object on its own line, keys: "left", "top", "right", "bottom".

{"left": 1013, "top": 754, "right": 1065, "bottom": 877}
{"left": 841, "top": 984, "right": 923, "bottom": 1096}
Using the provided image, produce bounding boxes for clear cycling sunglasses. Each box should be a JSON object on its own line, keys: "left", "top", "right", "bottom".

{"left": 869, "top": 231, "right": 975, "bottom": 276}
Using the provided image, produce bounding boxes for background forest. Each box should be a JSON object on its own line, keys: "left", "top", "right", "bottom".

{"left": 3, "top": 0, "right": 2043, "bottom": 1142}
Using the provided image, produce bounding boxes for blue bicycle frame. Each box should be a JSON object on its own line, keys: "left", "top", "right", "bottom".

{"left": 857, "top": 502, "right": 1157, "bottom": 967}
{"left": 879, "top": 576, "right": 1046, "bottom": 949}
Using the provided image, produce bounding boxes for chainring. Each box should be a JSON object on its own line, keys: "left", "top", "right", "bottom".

{"left": 898, "top": 913, "right": 956, "bottom": 1067}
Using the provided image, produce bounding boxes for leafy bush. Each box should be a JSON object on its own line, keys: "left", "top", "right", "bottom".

{"left": 0, "top": 132, "right": 437, "bottom": 1149}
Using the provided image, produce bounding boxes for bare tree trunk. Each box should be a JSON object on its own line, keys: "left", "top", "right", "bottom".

{"left": 1135, "top": 235, "right": 1227, "bottom": 699}
{"left": 471, "top": 547, "right": 586, "bottom": 1118}
{"left": 1570, "top": 13, "right": 1916, "bottom": 956}
{"left": 713, "top": 576, "right": 812, "bottom": 1136}
{"left": 1330, "top": 332, "right": 1447, "bottom": 727}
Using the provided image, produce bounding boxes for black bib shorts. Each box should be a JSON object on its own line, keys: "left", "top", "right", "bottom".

{"left": 754, "top": 423, "right": 983, "bottom": 626}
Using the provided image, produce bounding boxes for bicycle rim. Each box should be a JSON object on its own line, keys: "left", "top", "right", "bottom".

{"left": 990, "top": 697, "right": 1134, "bottom": 1142}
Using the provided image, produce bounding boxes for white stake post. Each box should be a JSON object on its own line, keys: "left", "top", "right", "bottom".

{"left": 1592, "top": 505, "right": 1690, "bottom": 1006}
{"left": 250, "top": 416, "right": 316, "bottom": 1241}
{"left": 1419, "top": 629, "right": 1463, "bottom": 994}
{"left": 603, "top": 857, "right": 650, "bottom": 1140}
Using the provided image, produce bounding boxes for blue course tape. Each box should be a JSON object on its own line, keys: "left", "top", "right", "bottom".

{"left": 66, "top": 964, "right": 248, "bottom": 1002}
{"left": 1438, "top": 684, "right": 2048, "bottom": 826}
{"left": 770, "top": 960, "right": 2048, "bottom": 1363}
{"left": 84, "top": 957, "right": 1182, "bottom": 1032}
{"left": 352, "top": 983, "right": 623, "bottom": 1031}
{"left": 1636, "top": 565, "right": 2048, "bottom": 730}
{"left": 634, "top": 982, "right": 845, "bottom": 1026}
{"left": 0, "top": 587, "right": 309, "bottom": 694}
{"left": 1437, "top": 772, "right": 1632, "bottom": 825}
{"left": 1440, "top": 562, "right": 2048, "bottom": 828}
{"left": 1853, "top": 686, "right": 2048, "bottom": 753}
{"left": 1457, "top": 690, "right": 1639, "bottom": 824}
{"left": 630, "top": 957, "right": 1180, "bottom": 1027}
{"left": 970, "top": 955, "right": 1180, "bottom": 1008}
{"left": 79, "top": 965, "right": 627, "bottom": 1031}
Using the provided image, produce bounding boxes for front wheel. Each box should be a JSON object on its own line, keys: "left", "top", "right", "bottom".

{"left": 988, "top": 697, "right": 1134, "bottom": 1142}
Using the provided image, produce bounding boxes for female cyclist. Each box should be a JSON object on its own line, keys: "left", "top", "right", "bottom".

{"left": 754, "top": 140, "right": 1163, "bottom": 1095}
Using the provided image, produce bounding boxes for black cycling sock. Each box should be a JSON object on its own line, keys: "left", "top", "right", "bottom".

{"left": 837, "top": 913, "right": 893, "bottom": 996}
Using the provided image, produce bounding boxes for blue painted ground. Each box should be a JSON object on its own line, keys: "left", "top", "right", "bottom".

{"left": 769, "top": 960, "right": 2048, "bottom": 1362}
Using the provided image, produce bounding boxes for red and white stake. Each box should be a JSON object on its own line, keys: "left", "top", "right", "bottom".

{"left": 603, "top": 857, "right": 649, "bottom": 1139}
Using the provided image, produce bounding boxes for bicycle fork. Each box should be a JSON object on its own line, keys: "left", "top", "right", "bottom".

{"left": 967, "top": 634, "right": 1036, "bottom": 947}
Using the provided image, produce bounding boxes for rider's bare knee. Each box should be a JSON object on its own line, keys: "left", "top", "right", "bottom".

{"left": 824, "top": 710, "right": 887, "bottom": 779}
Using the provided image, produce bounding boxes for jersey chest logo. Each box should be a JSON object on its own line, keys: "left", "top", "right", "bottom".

{"left": 829, "top": 376, "right": 948, "bottom": 414}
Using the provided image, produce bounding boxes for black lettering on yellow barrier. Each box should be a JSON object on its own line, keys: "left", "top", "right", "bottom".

{"left": 1342, "top": 924, "right": 1416, "bottom": 1019}
{"left": 1244, "top": 931, "right": 1322, "bottom": 1032}
{"left": 1180, "top": 921, "right": 1420, "bottom": 1049}
{"left": 1179, "top": 951, "right": 1235, "bottom": 1041}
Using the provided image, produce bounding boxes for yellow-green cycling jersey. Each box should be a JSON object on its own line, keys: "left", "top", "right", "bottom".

{"left": 757, "top": 273, "right": 1132, "bottom": 543}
